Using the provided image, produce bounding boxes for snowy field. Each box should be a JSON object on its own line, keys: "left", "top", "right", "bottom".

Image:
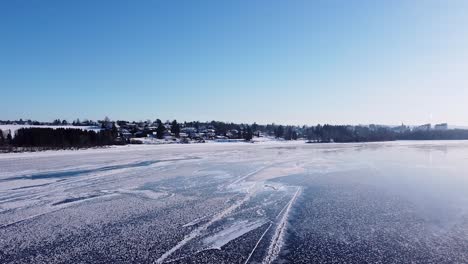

{"left": 1, "top": 141, "right": 468, "bottom": 263}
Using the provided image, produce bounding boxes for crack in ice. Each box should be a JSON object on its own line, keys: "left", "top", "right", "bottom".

{"left": 262, "top": 187, "right": 301, "bottom": 264}
{"left": 154, "top": 183, "right": 259, "bottom": 264}
{"left": 244, "top": 222, "right": 273, "bottom": 264}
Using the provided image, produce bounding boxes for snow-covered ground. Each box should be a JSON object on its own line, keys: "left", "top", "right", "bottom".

{"left": 130, "top": 136, "right": 286, "bottom": 145}
{"left": 1, "top": 141, "right": 468, "bottom": 263}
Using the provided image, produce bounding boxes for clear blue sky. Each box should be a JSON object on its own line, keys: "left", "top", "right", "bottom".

{"left": 1, "top": 0, "right": 467, "bottom": 125}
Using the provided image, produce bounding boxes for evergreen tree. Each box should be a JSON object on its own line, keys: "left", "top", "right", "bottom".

{"left": 156, "top": 122, "right": 166, "bottom": 139}
{"left": 252, "top": 122, "right": 258, "bottom": 133}
{"left": 315, "top": 124, "right": 323, "bottom": 142}
{"left": 275, "top": 125, "right": 284, "bottom": 138}
{"left": 243, "top": 125, "right": 253, "bottom": 141}
{"left": 101, "top": 116, "right": 111, "bottom": 129}
{"left": 6, "top": 131, "right": 12, "bottom": 145}
{"left": 73, "top": 118, "right": 81, "bottom": 126}
{"left": 0, "top": 129, "right": 4, "bottom": 145}
{"left": 171, "top": 120, "right": 180, "bottom": 137}
{"left": 111, "top": 123, "right": 118, "bottom": 139}
{"left": 292, "top": 130, "right": 298, "bottom": 140}
{"left": 306, "top": 127, "right": 315, "bottom": 142}
{"left": 284, "top": 126, "right": 293, "bottom": 140}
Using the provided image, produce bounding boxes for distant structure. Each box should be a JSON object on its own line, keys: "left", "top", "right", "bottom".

{"left": 412, "top": 123, "right": 449, "bottom": 132}
{"left": 393, "top": 123, "right": 410, "bottom": 133}
{"left": 413, "top": 124, "right": 431, "bottom": 132}
{"left": 434, "top": 123, "right": 448, "bottom": 131}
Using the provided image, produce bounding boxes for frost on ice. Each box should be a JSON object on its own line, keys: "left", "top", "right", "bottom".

{"left": 1, "top": 141, "right": 468, "bottom": 263}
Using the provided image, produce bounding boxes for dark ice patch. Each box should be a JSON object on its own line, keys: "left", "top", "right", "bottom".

{"left": 52, "top": 194, "right": 102, "bottom": 206}
{"left": 2, "top": 157, "right": 200, "bottom": 181}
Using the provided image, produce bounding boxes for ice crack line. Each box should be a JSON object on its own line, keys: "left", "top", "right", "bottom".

{"left": 244, "top": 222, "right": 273, "bottom": 264}
{"left": 228, "top": 165, "right": 269, "bottom": 187}
{"left": 0, "top": 209, "right": 61, "bottom": 229}
{"left": 262, "top": 187, "right": 301, "bottom": 264}
{"left": 154, "top": 183, "right": 258, "bottom": 264}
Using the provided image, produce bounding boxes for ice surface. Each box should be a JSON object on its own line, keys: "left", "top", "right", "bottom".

{"left": 202, "top": 219, "right": 267, "bottom": 250}
{"left": 1, "top": 141, "right": 468, "bottom": 263}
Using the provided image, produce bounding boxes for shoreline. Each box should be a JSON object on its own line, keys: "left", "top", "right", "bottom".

{"left": 1, "top": 139, "right": 467, "bottom": 155}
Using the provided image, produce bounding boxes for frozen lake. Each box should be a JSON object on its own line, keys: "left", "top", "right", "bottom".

{"left": 1, "top": 141, "right": 468, "bottom": 263}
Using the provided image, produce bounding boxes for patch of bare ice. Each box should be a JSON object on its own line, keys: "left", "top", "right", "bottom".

{"left": 203, "top": 219, "right": 267, "bottom": 250}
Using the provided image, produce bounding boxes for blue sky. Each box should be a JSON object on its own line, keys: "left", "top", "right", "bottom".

{"left": 1, "top": 0, "right": 467, "bottom": 125}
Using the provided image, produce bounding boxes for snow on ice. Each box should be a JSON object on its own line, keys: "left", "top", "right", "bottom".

{"left": 1, "top": 141, "right": 468, "bottom": 263}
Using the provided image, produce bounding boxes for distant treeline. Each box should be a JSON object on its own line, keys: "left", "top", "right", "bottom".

{"left": 0, "top": 118, "right": 98, "bottom": 126}
{"left": 302, "top": 125, "right": 397, "bottom": 143}
{"left": 0, "top": 127, "right": 120, "bottom": 149}
{"left": 398, "top": 129, "right": 468, "bottom": 141}
{"left": 1, "top": 121, "right": 468, "bottom": 151}
{"left": 302, "top": 125, "right": 468, "bottom": 143}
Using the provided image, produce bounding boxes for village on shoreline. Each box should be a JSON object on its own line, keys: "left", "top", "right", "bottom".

{"left": 1, "top": 118, "right": 466, "bottom": 153}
